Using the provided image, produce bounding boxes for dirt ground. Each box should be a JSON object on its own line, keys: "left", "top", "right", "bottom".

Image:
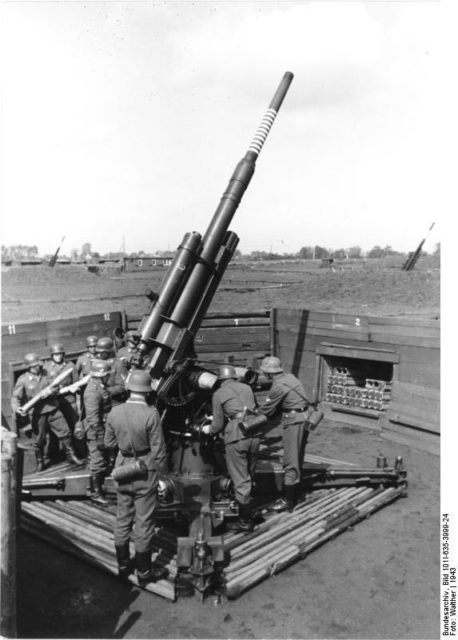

{"left": 16, "top": 418, "right": 439, "bottom": 640}
{"left": 1, "top": 255, "right": 440, "bottom": 323}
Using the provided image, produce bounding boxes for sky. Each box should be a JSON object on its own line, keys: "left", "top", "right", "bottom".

{"left": 0, "top": 0, "right": 454, "bottom": 257}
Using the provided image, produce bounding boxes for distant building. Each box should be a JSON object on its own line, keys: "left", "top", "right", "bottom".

{"left": 122, "top": 255, "right": 174, "bottom": 272}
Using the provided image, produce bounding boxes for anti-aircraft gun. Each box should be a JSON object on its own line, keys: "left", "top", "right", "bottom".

{"left": 129, "top": 72, "right": 294, "bottom": 598}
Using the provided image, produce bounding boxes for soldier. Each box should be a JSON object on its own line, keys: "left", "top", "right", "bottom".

{"left": 83, "top": 360, "right": 112, "bottom": 506}
{"left": 202, "top": 365, "right": 260, "bottom": 533}
{"left": 104, "top": 369, "right": 167, "bottom": 585}
{"left": 94, "top": 337, "right": 128, "bottom": 406}
{"left": 45, "top": 343, "right": 80, "bottom": 431}
{"left": 76, "top": 335, "right": 99, "bottom": 377}
{"left": 11, "top": 352, "right": 84, "bottom": 470}
{"left": 258, "top": 356, "right": 311, "bottom": 512}
{"left": 116, "top": 331, "right": 140, "bottom": 370}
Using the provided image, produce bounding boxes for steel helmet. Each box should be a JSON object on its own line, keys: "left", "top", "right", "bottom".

{"left": 90, "top": 360, "right": 112, "bottom": 378}
{"left": 24, "top": 353, "right": 42, "bottom": 368}
{"left": 96, "top": 337, "right": 114, "bottom": 354}
{"left": 86, "top": 335, "right": 98, "bottom": 347}
{"left": 125, "top": 330, "right": 140, "bottom": 344}
{"left": 217, "top": 365, "right": 237, "bottom": 381}
{"left": 260, "top": 356, "right": 283, "bottom": 374}
{"left": 126, "top": 370, "right": 152, "bottom": 393}
{"left": 50, "top": 343, "right": 65, "bottom": 355}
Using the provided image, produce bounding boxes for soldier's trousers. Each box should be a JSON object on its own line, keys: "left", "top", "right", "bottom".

{"left": 114, "top": 468, "right": 158, "bottom": 553}
{"left": 86, "top": 426, "right": 107, "bottom": 475}
{"left": 225, "top": 436, "right": 260, "bottom": 505}
{"left": 59, "top": 397, "right": 78, "bottom": 430}
{"left": 31, "top": 409, "right": 71, "bottom": 452}
{"left": 282, "top": 421, "right": 309, "bottom": 486}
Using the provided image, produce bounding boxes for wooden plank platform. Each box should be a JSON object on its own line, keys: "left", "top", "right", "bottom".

{"left": 20, "top": 453, "right": 406, "bottom": 601}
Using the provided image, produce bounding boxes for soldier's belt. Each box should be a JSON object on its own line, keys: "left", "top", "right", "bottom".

{"left": 282, "top": 407, "right": 307, "bottom": 415}
{"left": 120, "top": 448, "right": 150, "bottom": 457}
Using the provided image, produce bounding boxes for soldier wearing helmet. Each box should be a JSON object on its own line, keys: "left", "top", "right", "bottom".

{"left": 45, "top": 343, "right": 80, "bottom": 434}
{"left": 76, "top": 335, "right": 99, "bottom": 377}
{"left": 11, "top": 352, "right": 83, "bottom": 471}
{"left": 82, "top": 359, "right": 113, "bottom": 506}
{"left": 104, "top": 369, "right": 167, "bottom": 585}
{"left": 94, "top": 337, "right": 128, "bottom": 406}
{"left": 116, "top": 331, "right": 141, "bottom": 370}
{"left": 258, "top": 356, "right": 312, "bottom": 512}
{"left": 202, "top": 364, "right": 260, "bottom": 533}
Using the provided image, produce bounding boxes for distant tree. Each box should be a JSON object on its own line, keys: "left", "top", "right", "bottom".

{"left": 297, "top": 246, "right": 313, "bottom": 259}
{"left": 347, "top": 246, "right": 362, "bottom": 259}
{"left": 314, "top": 246, "right": 329, "bottom": 259}
{"left": 434, "top": 242, "right": 440, "bottom": 257}
{"left": 367, "top": 245, "right": 384, "bottom": 259}
{"left": 332, "top": 248, "right": 347, "bottom": 260}
{"left": 70, "top": 248, "right": 80, "bottom": 261}
{"left": 233, "top": 249, "right": 242, "bottom": 260}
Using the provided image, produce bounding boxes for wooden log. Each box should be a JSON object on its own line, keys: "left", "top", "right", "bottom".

{"left": 21, "top": 508, "right": 178, "bottom": 577}
{"left": 20, "top": 517, "right": 175, "bottom": 600}
{"left": 226, "top": 490, "right": 374, "bottom": 575}
{"left": 225, "top": 487, "right": 404, "bottom": 598}
{"left": 0, "top": 429, "right": 17, "bottom": 638}
{"left": 21, "top": 506, "right": 116, "bottom": 553}
{"left": 1, "top": 457, "right": 16, "bottom": 637}
{"left": 227, "top": 487, "right": 371, "bottom": 564}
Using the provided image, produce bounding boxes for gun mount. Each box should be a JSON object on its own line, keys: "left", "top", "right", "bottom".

{"left": 128, "top": 72, "right": 294, "bottom": 598}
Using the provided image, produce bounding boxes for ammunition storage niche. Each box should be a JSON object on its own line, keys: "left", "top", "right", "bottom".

{"left": 272, "top": 307, "right": 439, "bottom": 452}
{"left": 315, "top": 343, "right": 398, "bottom": 419}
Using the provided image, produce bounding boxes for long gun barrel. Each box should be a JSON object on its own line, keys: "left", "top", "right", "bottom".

{"left": 135, "top": 72, "right": 294, "bottom": 387}
{"left": 402, "top": 222, "right": 435, "bottom": 271}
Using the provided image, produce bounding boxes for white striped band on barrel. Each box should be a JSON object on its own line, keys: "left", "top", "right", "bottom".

{"left": 248, "top": 108, "right": 277, "bottom": 155}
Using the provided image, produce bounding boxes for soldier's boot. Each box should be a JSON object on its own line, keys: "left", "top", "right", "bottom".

{"left": 115, "top": 543, "right": 132, "bottom": 579}
{"left": 226, "top": 502, "right": 254, "bottom": 534}
{"left": 61, "top": 438, "right": 85, "bottom": 466}
{"left": 271, "top": 484, "right": 298, "bottom": 513}
{"left": 90, "top": 474, "right": 109, "bottom": 507}
{"left": 135, "top": 551, "right": 168, "bottom": 587}
{"left": 34, "top": 449, "right": 46, "bottom": 472}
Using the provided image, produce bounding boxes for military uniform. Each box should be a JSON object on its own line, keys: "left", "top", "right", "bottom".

{"left": 11, "top": 369, "right": 71, "bottom": 459}
{"left": 210, "top": 379, "right": 260, "bottom": 505}
{"left": 116, "top": 345, "right": 137, "bottom": 370}
{"left": 45, "top": 358, "right": 79, "bottom": 430}
{"left": 104, "top": 398, "right": 166, "bottom": 554}
{"left": 76, "top": 351, "right": 97, "bottom": 377}
{"left": 83, "top": 377, "right": 112, "bottom": 476}
{"left": 260, "top": 372, "right": 310, "bottom": 487}
{"left": 102, "top": 357, "right": 128, "bottom": 406}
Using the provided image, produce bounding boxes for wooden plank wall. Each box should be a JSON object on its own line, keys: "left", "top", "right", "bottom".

{"left": 1, "top": 312, "right": 123, "bottom": 429}
{"left": 125, "top": 310, "right": 272, "bottom": 368}
{"left": 272, "top": 307, "right": 440, "bottom": 452}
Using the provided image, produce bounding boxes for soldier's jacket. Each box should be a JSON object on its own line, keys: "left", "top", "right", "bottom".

{"left": 83, "top": 378, "right": 111, "bottom": 430}
{"left": 104, "top": 399, "right": 167, "bottom": 472}
{"left": 211, "top": 380, "right": 257, "bottom": 445}
{"left": 45, "top": 359, "right": 79, "bottom": 405}
{"left": 11, "top": 369, "right": 60, "bottom": 415}
{"left": 259, "top": 372, "right": 309, "bottom": 426}
{"left": 116, "top": 346, "right": 136, "bottom": 369}
{"left": 93, "top": 357, "right": 128, "bottom": 405}
{"left": 76, "top": 351, "right": 97, "bottom": 377}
